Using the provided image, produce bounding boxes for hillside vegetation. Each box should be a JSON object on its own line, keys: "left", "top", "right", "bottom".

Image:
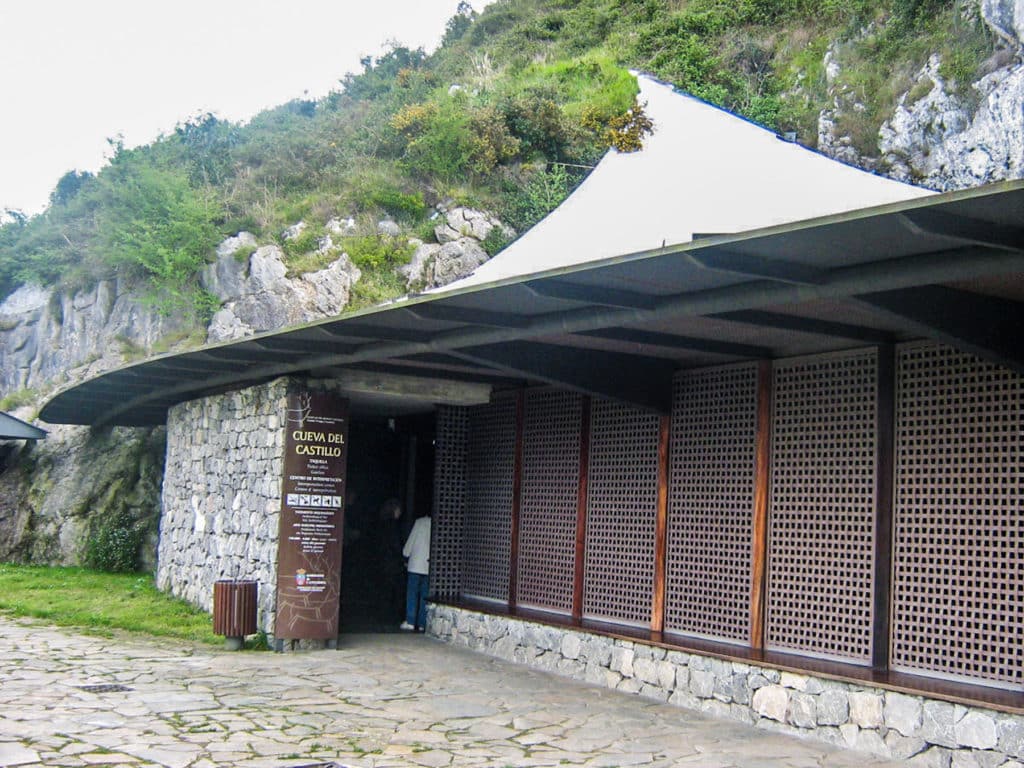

{"left": 0, "top": 0, "right": 997, "bottom": 320}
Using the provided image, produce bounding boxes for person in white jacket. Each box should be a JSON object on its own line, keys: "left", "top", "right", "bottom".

{"left": 400, "top": 513, "right": 431, "bottom": 631}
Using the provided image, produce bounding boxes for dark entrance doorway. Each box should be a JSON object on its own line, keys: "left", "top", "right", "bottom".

{"left": 340, "top": 413, "right": 435, "bottom": 632}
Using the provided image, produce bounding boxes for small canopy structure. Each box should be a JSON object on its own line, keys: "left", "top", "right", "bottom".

{"left": 0, "top": 411, "right": 46, "bottom": 440}
{"left": 445, "top": 75, "right": 932, "bottom": 290}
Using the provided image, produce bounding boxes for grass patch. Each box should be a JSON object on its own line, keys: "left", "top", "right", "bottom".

{"left": 0, "top": 388, "right": 37, "bottom": 411}
{"left": 116, "top": 334, "right": 147, "bottom": 361}
{"left": 284, "top": 249, "right": 340, "bottom": 278}
{"left": 347, "top": 268, "right": 407, "bottom": 311}
{"left": 0, "top": 564, "right": 219, "bottom": 645}
{"left": 151, "top": 328, "right": 208, "bottom": 355}
{"left": 279, "top": 226, "right": 322, "bottom": 259}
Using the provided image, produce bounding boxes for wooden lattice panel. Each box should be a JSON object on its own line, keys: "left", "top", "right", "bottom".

{"left": 891, "top": 342, "right": 1022, "bottom": 688}
{"left": 462, "top": 398, "right": 517, "bottom": 603}
{"left": 766, "top": 349, "right": 877, "bottom": 663}
{"left": 666, "top": 364, "right": 758, "bottom": 642}
{"left": 431, "top": 406, "right": 469, "bottom": 600}
{"left": 583, "top": 399, "right": 661, "bottom": 626}
{"left": 517, "top": 390, "right": 582, "bottom": 613}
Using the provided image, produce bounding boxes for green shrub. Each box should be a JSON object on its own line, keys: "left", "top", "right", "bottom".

{"left": 481, "top": 226, "right": 510, "bottom": 255}
{"left": 233, "top": 243, "right": 257, "bottom": 262}
{"left": 193, "top": 289, "right": 222, "bottom": 324}
{"left": 501, "top": 93, "right": 569, "bottom": 160}
{"left": 467, "top": 105, "right": 522, "bottom": 174}
{"left": 413, "top": 217, "right": 441, "bottom": 242}
{"left": 0, "top": 388, "right": 37, "bottom": 411}
{"left": 84, "top": 508, "right": 144, "bottom": 573}
{"left": 280, "top": 227, "right": 321, "bottom": 259}
{"left": 937, "top": 13, "right": 994, "bottom": 93}
{"left": 501, "top": 163, "right": 573, "bottom": 233}
{"left": 342, "top": 234, "right": 415, "bottom": 270}
{"left": 174, "top": 112, "right": 241, "bottom": 187}
{"left": 97, "top": 158, "right": 224, "bottom": 317}
{"left": 391, "top": 98, "right": 476, "bottom": 183}
{"left": 508, "top": 55, "right": 638, "bottom": 122}
{"left": 632, "top": 16, "right": 720, "bottom": 94}
{"left": 360, "top": 187, "right": 428, "bottom": 220}
{"left": 284, "top": 249, "right": 338, "bottom": 278}
{"left": 347, "top": 268, "right": 408, "bottom": 310}
{"left": 583, "top": 98, "right": 654, "bottom": 152}
{"left": 469, "top": 5, "right": 526, "bottom": 46}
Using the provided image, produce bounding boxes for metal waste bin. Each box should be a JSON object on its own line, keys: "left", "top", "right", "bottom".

{"left": 212, "top": 580, "right": 257, "bottom": 650}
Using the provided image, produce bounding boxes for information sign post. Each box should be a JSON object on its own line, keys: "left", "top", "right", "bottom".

{"left": 275, "top": 389, "right": 349, "bottom": 641}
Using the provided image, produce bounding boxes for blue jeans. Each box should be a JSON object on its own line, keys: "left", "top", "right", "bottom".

{"left": 405, "top": 572, "right": 429, "bottom": 628}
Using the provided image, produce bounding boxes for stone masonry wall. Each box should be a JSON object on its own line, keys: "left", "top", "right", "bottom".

{"left": 429, "top": 605, "right": 1024, "bottom": 768}
{"left": 156, "top": 378, "right": 289, "bottom": 634}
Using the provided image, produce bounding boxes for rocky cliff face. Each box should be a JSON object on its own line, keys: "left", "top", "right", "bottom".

{"left": 0, "top": 278, "right": 183, "bottom": 572}
{"left": 0, "top": 280, "right": 187, "bottom": 397}
{"left": 821, "top": 0, "right": 1023, "bottom": 189}
{"left": 0, "top": 207, "right": 503, "bottom": 568}
{"left": 0, "top": 424, "right": 165, "bottom": 570}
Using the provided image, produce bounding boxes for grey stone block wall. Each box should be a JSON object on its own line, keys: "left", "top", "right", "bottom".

{"left": 428, "top": 605, "right": 1024, "bottom": 768}
{"left": 156, "top": 378, "right": 289, "bottom": 633}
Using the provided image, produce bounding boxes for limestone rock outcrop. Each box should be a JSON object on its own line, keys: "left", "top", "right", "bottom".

{"left": 821, "top": 0, "right": 1024, "bottom": 190}
{"left": 401, "top": 238, "right": 490, "bottom": 291}
{"left": 434, "top": 207, "right": 512, "bottom": 244}
{"left": 982, "top": 0, "right": 1024, "bottom": 45}
{"left": 0, "top": 279, "right": 186, "bottom": 395}
{"left": 203, "top": 236, "right": 361, "bottom": 343}
{"left": 879, "top": 52, "right": 1024, "bottom": 189}
{"left": 401, "top": 207, "right": 511, "bottom": 291}
{"left": 0, "top": 422, "right": 165, "bottom": 571}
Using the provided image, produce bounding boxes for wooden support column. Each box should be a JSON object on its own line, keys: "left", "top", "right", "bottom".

{"left": 872, "top": 345, "right": 896, "bottom": 670}
{"left": 508, "top": 390, "right": 525, "bottom": 611}
{"left": 572, "top": 396, "right": 592, "bottom": 622}
{"left": 750, "top": 360, "right": 773, "bottom": 650}
{"left": 651, "top": 414, "right": 671, "bottom": 636}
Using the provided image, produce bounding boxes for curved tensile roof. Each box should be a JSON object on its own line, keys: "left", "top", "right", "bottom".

{"left": 444, "top": 75, "right": 932, "bottom": 290}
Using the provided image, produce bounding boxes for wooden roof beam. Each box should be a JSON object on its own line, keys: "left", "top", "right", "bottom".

{"left": 405, "top": 304, "right": 530, "bottom": 328}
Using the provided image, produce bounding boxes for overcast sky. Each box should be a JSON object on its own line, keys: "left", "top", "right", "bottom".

{"left": 0, "top": 1, "right": 484, "bottom": 216}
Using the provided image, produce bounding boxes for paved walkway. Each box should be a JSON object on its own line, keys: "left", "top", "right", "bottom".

{"left": 0, "top": 617, "right": 910, "bottom": 768}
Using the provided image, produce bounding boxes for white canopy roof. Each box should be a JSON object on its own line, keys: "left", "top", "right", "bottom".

{"left": 444, "top": 75, "right": 933, "bottom": 290}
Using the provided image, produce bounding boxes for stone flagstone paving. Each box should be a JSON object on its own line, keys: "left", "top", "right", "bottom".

{"left": 0, "top": 617, "right": 911, "bottom": 767}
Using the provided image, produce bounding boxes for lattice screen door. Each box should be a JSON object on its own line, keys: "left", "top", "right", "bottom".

{"left": 518, "top": 389, "right": 582, "bottom": 614}
{"left": 667, "top": 364, "right": 759, "bottom": 643}
{"left": 891, "top": 342, "right": 1022, "bottom": 688}
{"left": 431, "top": 406, "right": 469, "bottom": 600}
{"left": 583, "top": 400, "right": 661, "bottom": 627}
{"left": 766, "top": 349, "right": 878, "bottom": 663}
{"left": 462, "top": 399, "right": 517, "bottom": 603}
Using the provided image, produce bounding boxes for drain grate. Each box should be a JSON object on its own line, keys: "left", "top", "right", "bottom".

{"left": 76, "top": 683, "right": 133, "bottom": 693}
